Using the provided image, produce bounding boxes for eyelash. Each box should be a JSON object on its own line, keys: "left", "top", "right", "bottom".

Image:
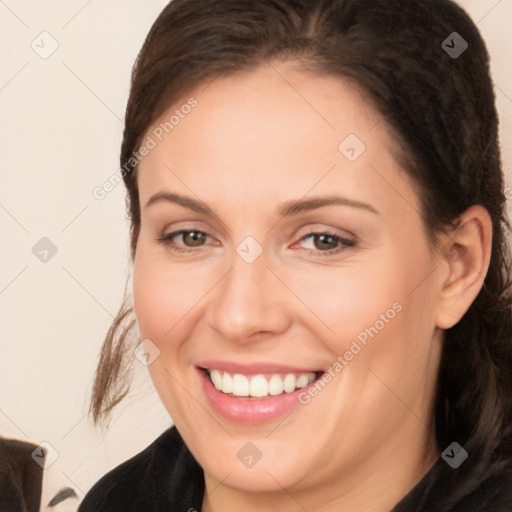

{"left": 155, "top": 229, "right": 356, "bottom": 257}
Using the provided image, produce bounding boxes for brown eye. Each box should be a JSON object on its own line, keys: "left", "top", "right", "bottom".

{"left": 181, "top": 230, "right": 207, "bottom": 247}
{"left": 295, "top": 231, "right": 356, "bottom": 257}
{"left": 313, "top": 233, "right": 340, "bottom": 251}
{"left": 156, "top": 229, "right": 213, "bottom": 253}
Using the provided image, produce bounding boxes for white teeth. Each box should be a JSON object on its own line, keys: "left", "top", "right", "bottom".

{"left": 296, "top": 374, "right": 310, "bottom": 389}
{"left": 283, "top": 374, "right": 296, "bottom": 393}
{"left": 210, "top": 369, "right": 223, "bottom": 390}
{"left": 268, "top": 375, "right": 284, "bottom": 396}
{"left": 232, "top": 374, "right": 250, "bottom": 396}
{"left": 249, "top": 375, "right": 268, "bottom": 397}
{"left": 222, "top": 372, "right": 233, "bottom": 394}
{"left": 207, "top": 370, "right": 316, "bottom": 397}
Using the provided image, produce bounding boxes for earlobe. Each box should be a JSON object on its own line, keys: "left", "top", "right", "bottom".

{"left": 435, "top": 205, "right": 493, "bottom": 330}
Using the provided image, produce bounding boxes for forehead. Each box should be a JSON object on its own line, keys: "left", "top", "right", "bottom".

{"left": 137, "top": 63, "right": 420, "bottom": 220}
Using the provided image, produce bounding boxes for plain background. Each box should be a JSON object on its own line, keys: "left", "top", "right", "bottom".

{"left": 1, "top": 0, "right": 511, "bottom": 500}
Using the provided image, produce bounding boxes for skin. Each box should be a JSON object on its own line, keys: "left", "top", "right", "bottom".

{"left": 132, "top": 61, "right": 492, "bottom": 511}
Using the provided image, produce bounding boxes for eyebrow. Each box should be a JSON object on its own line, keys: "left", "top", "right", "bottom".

{"left": 145, "top": 192, "right": 379, "bottom": 217}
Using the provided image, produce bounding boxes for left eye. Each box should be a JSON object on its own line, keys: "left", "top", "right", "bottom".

{"left": 295, "top": 232, "right": 355, "bottom": 255}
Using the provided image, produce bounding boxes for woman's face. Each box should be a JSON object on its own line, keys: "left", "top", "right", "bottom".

{"left": 133, "top": 62, "right": 444, "bottom": 497}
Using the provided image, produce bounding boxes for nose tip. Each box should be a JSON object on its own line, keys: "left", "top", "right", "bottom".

{"left": 205, "top": 252, "right": 291, "bottom": 343}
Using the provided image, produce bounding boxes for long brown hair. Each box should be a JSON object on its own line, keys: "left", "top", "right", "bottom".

{"left": 89, "top": 0, "right": 512, "bottom": 506}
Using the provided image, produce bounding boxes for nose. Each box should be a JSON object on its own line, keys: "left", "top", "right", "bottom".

{"left": 205, "top": 245, "right": 291, "bottom": 343}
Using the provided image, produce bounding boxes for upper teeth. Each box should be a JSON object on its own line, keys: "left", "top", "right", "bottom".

{"left": 208, "top": 370, "right": 316, "bottom": 397}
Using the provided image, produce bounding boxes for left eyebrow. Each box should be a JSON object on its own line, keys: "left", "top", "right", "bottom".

{"left": 277, "top": 195, "right": 380, "bottom": 217}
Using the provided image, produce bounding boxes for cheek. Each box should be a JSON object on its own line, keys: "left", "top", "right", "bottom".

{"left": 133, "top": 265, "right": 171, "bottom": 341}
{"left": 132, "top": 252, "right": 205, "bottom": 419}
{"left": 293, "top": 247, "right": 437, "bottom": 365}
{"left": 325, "top": 253, "right": 440, "bottom": 410}
{"left": 285, "top": 264, "right": 405, "bottom": 352}
{"left": 132, "top": 253, "right": 208, "bottom": 342}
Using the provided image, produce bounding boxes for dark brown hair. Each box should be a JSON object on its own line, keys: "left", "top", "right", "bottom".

{"left": 88, "top": 0, "right": 512, "bottom": 506}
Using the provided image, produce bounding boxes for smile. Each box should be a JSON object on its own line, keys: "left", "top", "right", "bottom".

{"left": 207, "top": 369, "right": 317, "bottom": 398}
{"left": 197, "top": 362, "right": 326, "bottom": 423}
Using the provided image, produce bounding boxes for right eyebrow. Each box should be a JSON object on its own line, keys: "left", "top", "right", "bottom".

{"left": 145, "top": 191, "right": 214, "bottom": 216}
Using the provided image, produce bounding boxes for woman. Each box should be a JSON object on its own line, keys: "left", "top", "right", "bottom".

{"left": 78, "top": 0, "right": 512, "bottom": 510}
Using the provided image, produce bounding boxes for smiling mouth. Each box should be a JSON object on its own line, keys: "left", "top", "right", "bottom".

{"left": 202, "top": 368, "right": 323, "bottom": 398}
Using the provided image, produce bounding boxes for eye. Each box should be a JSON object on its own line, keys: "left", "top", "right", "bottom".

{"left": 156, "top": 229, "right": 213, "bottom": 253}
{"left": 294, "top": 231, "right": 356, "bottom": 257}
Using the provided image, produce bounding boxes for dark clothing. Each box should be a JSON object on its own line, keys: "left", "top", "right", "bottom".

{"left": 0, "top": 437, "right": 44, "bottom": 512}
{"left": 79, "top": 427, "right": 204, "bottom": 512}
{"left": 78, "top": 426, "right": 512, "bottom": 511}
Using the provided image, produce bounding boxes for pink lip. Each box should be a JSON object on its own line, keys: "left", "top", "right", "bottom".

{"left": 196, "top": 366, "right": 322, "bottom": 424}
{"left": 197, "top": 360, "right": 319, "bottom": 375}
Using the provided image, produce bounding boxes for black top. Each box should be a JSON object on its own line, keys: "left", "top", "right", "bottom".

{"left": 78, "top": 426, "right": 512, "bottom": 511}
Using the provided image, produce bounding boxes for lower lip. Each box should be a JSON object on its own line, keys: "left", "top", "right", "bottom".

{"left": 197, "top": 368, "right": 320, "bottom": 424}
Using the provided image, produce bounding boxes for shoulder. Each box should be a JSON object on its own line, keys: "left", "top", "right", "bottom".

{"left": 77, "top": 444, "right": 150, "bottom": 512}
{"left": 78, "top": 426, "right": 203, "bottom": 512}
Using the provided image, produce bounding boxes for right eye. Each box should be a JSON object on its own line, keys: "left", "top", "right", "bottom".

{"left": 155, "top": 229, "right": 214, "bottom": 253}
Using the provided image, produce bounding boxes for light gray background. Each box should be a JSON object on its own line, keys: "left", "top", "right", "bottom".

{"left": 1, "top": 0, "right": 511, "bottom": 501}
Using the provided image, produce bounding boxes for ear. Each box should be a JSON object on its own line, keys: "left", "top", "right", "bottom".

{"left": 435, "top": 205, "right": 493, "bottom": 329}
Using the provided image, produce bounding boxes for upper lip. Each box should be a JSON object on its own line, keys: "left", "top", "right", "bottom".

{"left": 197, "top": 360, "right": 322, "bottom": 375}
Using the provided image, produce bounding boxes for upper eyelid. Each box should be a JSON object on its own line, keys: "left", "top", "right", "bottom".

{"left": 156, "top": 212, "right": 359, "bottom": 240}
